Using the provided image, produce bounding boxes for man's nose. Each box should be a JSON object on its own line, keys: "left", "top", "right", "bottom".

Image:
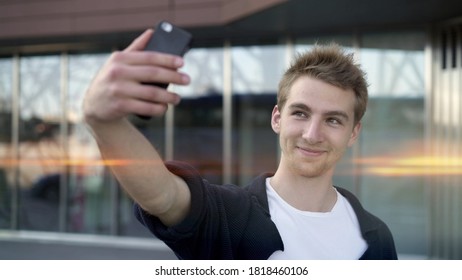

{"left": 302, "top": 119, "right": 324, "bottom": 144}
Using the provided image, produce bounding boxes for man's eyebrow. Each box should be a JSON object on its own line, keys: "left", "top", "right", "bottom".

{"left": 325, "top": 110, "right": 349, "bottom": 121}
{"left": 288, "top": 102, "right": 350, "bottom": 121}
{"left": 288, "top": 103, "right": 311, "bottom": 112}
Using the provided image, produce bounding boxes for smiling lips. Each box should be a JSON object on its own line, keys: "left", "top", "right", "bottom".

{"left": 297, "top": 146, "right": 326, "bottom": 157}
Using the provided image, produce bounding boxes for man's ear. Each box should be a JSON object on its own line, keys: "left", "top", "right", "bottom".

{"left": 348, "top": 122, "right": 362, "bottom": 147}
{"left": 271, "top": 105, "right": 281, "bottom": 134}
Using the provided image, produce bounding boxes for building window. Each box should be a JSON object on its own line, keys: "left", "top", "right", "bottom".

{"left": 0, "top": 29, "right": 433, "bottom": 259}
{"left": 172, "top": 47, "right": 225, "bottom": 183}
{"left": 17, "top": 55, "right": 61, "bottom": 231}
{"left": 359, "top": 31, "right": 427, "bottom": 257}
{"left": 230, "top": 44, "right": 286, "bottom": 185}
{"left": 0, "top": 57, "right": 13, "bottom": 229}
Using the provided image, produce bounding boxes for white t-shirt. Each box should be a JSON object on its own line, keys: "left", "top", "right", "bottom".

{"left": 266, "top": 178, "right": 368, "bottom": 260}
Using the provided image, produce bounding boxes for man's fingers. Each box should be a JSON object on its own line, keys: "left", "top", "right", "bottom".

{"left": 111, "top": 51, "right": 184, "bottom": 70}
{"left": 121, "top": 65, "right": 190, "bottom": 86}
{"left": 125, "top": 29, "right": 154, "bottom": 52}
{"left": 122, "top": 98, "right": 170, "bottom": 117}
{"left": 121, "top": 29, "right": 184, "bottom": 69}
{"left": 118, "top": 82, "right": 182, "bottom": 105}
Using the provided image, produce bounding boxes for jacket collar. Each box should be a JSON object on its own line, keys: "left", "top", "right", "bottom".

{"left": 245, "top": 173, "right": 274, "bottom": 216}
{"left": 245, "top": 173, "right": 381, "bottom": 241}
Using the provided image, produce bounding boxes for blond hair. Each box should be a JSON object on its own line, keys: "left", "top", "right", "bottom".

{"left": 278, "top": 44, "right": 368, "bottom": 124}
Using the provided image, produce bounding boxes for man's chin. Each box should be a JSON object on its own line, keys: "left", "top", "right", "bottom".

{"left": 292, "top": 164, "right": 328, "bottom": 178}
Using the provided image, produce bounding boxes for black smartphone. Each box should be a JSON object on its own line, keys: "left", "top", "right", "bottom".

{"left": 138, "top": 21, "right": 193, "bottom": 119}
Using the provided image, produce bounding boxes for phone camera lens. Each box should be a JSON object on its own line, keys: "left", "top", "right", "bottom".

{"left": 161, "top": 22, "right": 173, "bottom": 33}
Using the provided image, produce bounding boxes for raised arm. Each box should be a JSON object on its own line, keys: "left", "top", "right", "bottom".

{"left": 82, "top": 29, "right": 191, "bottom": 227}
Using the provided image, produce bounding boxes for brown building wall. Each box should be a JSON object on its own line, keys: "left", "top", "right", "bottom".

{"left": 0, "top": 0, "right": 286, "bottom": 40}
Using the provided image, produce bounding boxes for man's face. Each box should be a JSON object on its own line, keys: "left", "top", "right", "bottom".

{"left": 271, "top": 76, "right": 361, "bottom": 178}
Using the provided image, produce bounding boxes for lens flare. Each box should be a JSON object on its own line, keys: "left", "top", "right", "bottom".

{"left": 354, "top": 156, "right": 462, "bottom": 177}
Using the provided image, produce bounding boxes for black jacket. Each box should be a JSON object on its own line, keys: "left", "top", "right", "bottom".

{"left": 135, "top": 161, "right": 398, "bottom": 260}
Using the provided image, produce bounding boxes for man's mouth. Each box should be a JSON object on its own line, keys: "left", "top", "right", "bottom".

{"left": 297, "top": 146, "right": 326, "bottom": 157}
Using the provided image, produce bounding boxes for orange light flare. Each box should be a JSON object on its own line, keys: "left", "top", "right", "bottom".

{"left": 353, "top": 156, "right": 462, "bottom": 177}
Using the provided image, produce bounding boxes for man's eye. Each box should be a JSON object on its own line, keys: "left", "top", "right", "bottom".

{"left": 327, "top": 118, "right": 342, "bottom": 125}
{"left": 293, "top": 111, "right": 306, "bottom": 118}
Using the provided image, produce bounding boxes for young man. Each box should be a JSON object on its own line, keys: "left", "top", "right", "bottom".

{"left": 83, "top": 29, "right": 397, "bottom": 260}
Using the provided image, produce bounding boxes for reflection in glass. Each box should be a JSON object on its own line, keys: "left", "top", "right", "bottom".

{"left": 18, "top": 55, "right": 61, "bottom": 231}
{"left": 231, "top": 45, "right": 285, "bottom": 185}
{"left": 0, "top": 58, "right": 13, "bottom": 229}
{"left": 232, "top": 45, "right": 286, "bottom": 94}
{"left": 359, "top": 32, "right": 427, "bottom": 256}
{"left": 176, "top": 48, "right": 224, "bottom": 97}
{"left": 361, "top": 48, "right": 425, "bottom": 97}
{"left": 173, "top": 48, "right": 224, "bottom": 184}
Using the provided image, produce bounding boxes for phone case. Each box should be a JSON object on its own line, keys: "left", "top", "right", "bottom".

{"left": 144, "top": 21, "right": 193, "bottom": 58}
{"left": 138, "top": 21, "right": 193, "bottom": 119}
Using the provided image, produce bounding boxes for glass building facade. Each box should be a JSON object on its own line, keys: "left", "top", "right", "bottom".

{"left": 0, "top": 26, "right": 460, "bottom": 259}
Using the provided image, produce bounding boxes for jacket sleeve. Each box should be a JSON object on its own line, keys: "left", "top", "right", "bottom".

{"left": 133, "top": 161, "right": 253, "bottom": 259}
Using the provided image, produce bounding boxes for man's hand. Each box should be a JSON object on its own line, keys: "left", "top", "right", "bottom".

{"left": 83, "top": 29, "right": 190, "bottom": 123}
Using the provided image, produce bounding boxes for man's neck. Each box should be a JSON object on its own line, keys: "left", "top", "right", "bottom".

{"left": 270, "top": 165, "right": 337, "bottom": 212}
